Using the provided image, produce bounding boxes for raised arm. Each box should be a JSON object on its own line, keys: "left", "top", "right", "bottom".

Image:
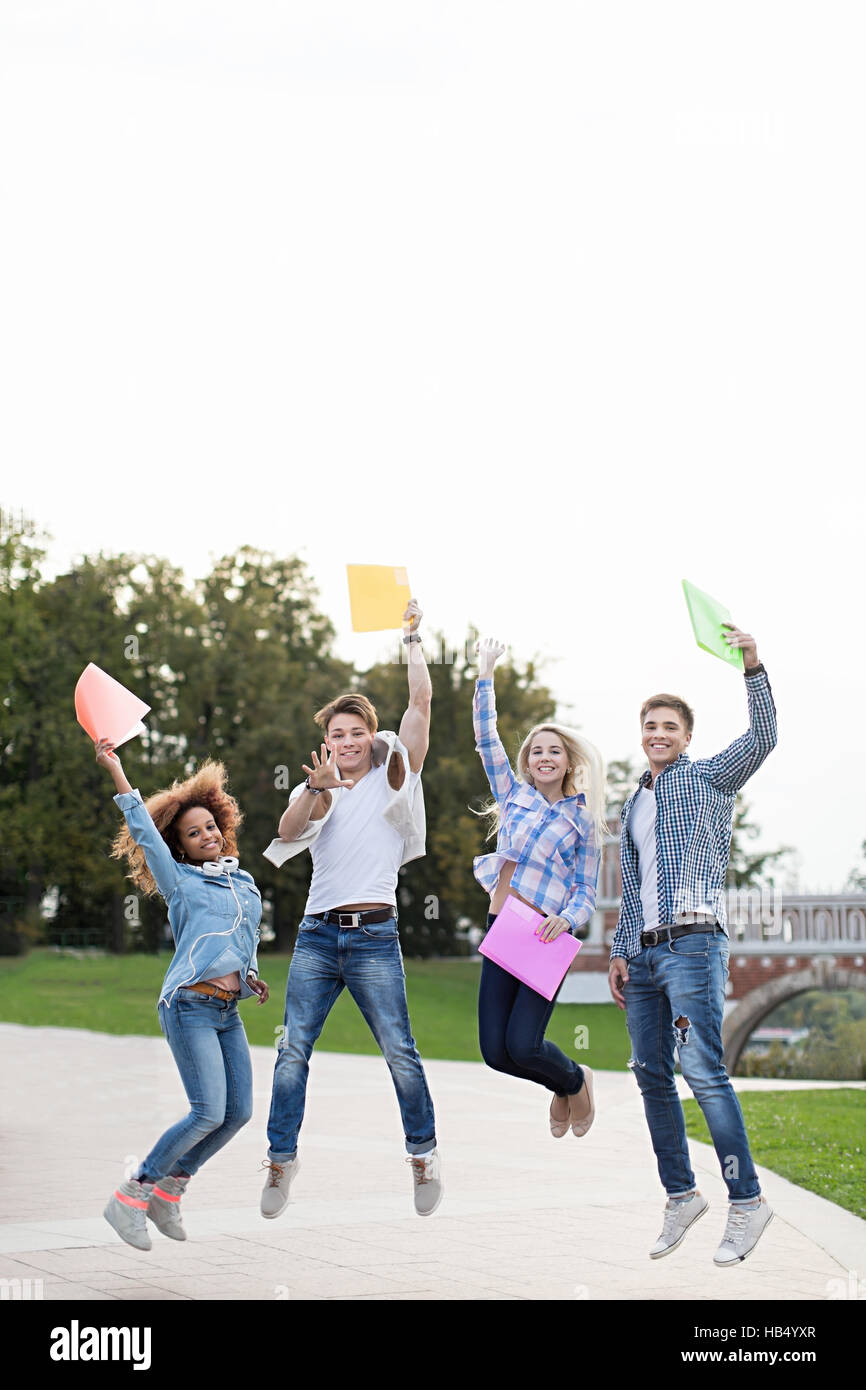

{"left": 276, "top": 743, "right": 349, "bottom": 841}
{"left": 397, "top": 598, "right": 432, "bottom": 773}
{"left": 95, "top": 739, "right": 181, "bottom": 900}
{"left": 694, "top": 625, "right": 777, "bottom": 793}
{"left": 473, "top": 637, "right": 517, "bottom": 803}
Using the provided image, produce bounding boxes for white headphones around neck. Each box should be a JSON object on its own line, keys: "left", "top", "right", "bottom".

{"left": 200, "top": 856, "right": 239, "bottom": 875}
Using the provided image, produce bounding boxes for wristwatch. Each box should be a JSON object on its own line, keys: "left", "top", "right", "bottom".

{"left": 304, "top": 777, "right": 323, "bottom": 795}
{"left": 744, "top": 663, "right": 765, "bottom": 676}
{"left": 403, "top": 633, "right": 422, "bottom": 644}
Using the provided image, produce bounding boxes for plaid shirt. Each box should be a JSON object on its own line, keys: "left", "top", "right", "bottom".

{"left": 611, "top": 669, "right": 778, "bottom": 961}
{"left": 473, "top": 679, "right": 600, "bottom": 933}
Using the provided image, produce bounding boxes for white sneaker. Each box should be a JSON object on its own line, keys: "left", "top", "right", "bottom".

{"left": 649, "top": 1191, "right": 709, "bottom": 1259}
{"left": 260, "top": 1157, "right": 300, "bottom": 1219}
{"left": 407, "top": 1149, "right": 443, "bottom": 1217}
{"left": 714, "top": 1196, "right": 773, "bottom": 1266}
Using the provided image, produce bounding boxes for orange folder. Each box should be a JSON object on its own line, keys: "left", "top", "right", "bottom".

{"left": 74, "top": 663, "right": 151, "bottom": 748}
{"left": 346, "top": 565, "right": 411, "bottom": 632}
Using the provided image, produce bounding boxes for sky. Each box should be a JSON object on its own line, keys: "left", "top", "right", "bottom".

{"left": 1, "top": 2, "right": 864, "bottom": 891}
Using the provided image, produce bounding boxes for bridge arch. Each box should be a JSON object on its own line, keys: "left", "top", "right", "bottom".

{"left": 722, "top": 962, "right": 866, "bottom": 1072}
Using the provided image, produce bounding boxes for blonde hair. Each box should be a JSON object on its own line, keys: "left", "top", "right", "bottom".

{"left": 475, "top": 722, "right": 607, "bottom": 858}
{"left": 111, "top": 760, "right": 242, "bottom": 897}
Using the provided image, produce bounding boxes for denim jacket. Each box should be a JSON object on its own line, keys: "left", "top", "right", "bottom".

{"left": 114, "top": 791, "right": 262, "bottom": 1008}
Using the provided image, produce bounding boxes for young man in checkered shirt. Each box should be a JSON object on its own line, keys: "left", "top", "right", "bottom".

{"left": 608, "top": 623, "right": 777, "bottom": 1266}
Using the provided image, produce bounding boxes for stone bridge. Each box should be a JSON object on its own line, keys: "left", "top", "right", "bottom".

{"left": 572, "top": 889, "right": 866, "bottom": 1068}
{"left": 720, "top": 894, "right": 866, "bottom": 1069}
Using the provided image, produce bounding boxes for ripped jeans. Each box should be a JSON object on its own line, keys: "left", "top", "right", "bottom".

{"left": 623, "top": 928, "right": 760, "bottom": 1204}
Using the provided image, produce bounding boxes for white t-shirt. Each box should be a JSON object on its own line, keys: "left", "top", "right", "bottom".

{"left": 629, "top": 785, "right": 660, "bottom": 932}
{"left": 305, "top": 763, "right": 422, "bottom": 913}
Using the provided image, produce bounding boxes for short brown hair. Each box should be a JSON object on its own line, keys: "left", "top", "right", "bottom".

{"left": 314, "top": 693, "right": 378, "bottom": 735}
{"left": 640, "top": 694, "right": 695, "bottom": 735}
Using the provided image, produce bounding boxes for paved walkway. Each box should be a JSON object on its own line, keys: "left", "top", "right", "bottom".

{"left": 1, "top": 1024, "right": 864, "bottom": 1301}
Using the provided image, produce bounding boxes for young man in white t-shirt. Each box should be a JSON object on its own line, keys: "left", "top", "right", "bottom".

{"left": 261, "top": 600, "right": 441, "bottom": 1218}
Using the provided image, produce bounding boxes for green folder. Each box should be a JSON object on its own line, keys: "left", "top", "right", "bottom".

{"left": 682, "top": 579, "right": 744, "bottom": 670}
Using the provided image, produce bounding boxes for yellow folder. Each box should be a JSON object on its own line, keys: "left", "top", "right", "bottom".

{"left": 346, "top": 565, "right": 411, "bottom": 632}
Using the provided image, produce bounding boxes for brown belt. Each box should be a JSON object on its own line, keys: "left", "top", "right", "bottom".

{"left": 185, "top": 981, "right": 241, "bottom": 1002}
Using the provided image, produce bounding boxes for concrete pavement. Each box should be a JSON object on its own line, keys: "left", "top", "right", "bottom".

{"left": 1, "top": 1023, "right": 864, "bottom": 1301}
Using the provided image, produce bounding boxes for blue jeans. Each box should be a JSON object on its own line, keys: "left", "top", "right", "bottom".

{"left": 136, "top": 989, "right": 253, "bottom": 1182}
{"left": 624, "top": 928, "right": 760, "bottom": 1204}
{"left": 479, "top": 915, "right": 585, "bottom": 1096}
{"left": 267, "top": 916, "right": 436, "bottom": 1160}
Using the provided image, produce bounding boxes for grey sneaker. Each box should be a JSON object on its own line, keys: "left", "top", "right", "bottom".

{"left": 714, "top": 1196, "right": 773, "bottom": 1266}
{"left": 649, "top": 1191, "right": 709, "bottom": 1259}
{"left": 260, "top": 1157, "right": 300, "bottom": 1219}
{"left": 104, "top": 1179, "right": 153, "bottom": 1251}
{"left": 407, "top": 1149, "right": 443, "bottom": 1217}
{"left": 147, "top": 1174, "right": 189, "bottom": 1241}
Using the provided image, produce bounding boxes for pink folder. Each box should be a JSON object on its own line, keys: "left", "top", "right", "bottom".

{"left": 478, "top": 895, "right": 581, "bottom": 1000}
{"left": 74, "top": 663, "right": 151, "bottom": 749}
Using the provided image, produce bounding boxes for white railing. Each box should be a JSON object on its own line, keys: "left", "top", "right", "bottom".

{"left": 726, "top": 894, "right": 866, "bottom": 953}
{"left": 597, "top": 894, "right": 866, "bottom": 956}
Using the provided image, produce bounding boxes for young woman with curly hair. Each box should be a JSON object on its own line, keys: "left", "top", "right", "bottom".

{"left": 95, "top": 738, "right": 269, "bottom": 1251}
{"left": 473, "top": 638, "right": 605, "bottom": 1140}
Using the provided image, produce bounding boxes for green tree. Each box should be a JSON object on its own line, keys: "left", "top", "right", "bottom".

{"left": 0, "top": 529, "right": 352, "bottom": 954}
{"left": 605, "top": 757, "right": 642, "bottom": 819}
{"left": 0, "top": 509, "right": 50, "bottom": 950}
{"left": 726, "top": 799, "right": 793, "bottom": 889}
{"left": 846, "top": 841, "right": 866, "bottom": 891}
{"left": 33, "top": 552, "right": 170, "bottom": 950}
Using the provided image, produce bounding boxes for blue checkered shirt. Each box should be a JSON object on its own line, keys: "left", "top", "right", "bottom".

{"left": 611, "top": 669, "right": 778, "bottom": 961}
{"left": 473, "top": 679, "right": 600, "bottom": 933}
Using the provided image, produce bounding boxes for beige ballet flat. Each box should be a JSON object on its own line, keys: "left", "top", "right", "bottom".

{"left": 568, "top": 1066, "right": 595, "bottom": 1137}
{"left": 549, "top": 1095, "right": 570, "bottom": 1139}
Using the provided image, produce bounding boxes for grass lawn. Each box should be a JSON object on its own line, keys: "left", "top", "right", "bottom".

{"left": 682, "top": 1090, "right": 866, "bottom": 1220}
{"left": 0, "top": 949, "right": 632, "bottom": 1069}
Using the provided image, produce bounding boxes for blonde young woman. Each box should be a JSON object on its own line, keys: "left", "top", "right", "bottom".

{"left": 95, "top": 740, "right": 268, "bottom": 1250}
{"left": 473, "top": 638, "right": 606, "bottom": 1138}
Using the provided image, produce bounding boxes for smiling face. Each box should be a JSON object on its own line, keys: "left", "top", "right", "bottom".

{"left": 175, "top": 805, "right": 223, "bottom": 863}
{"left": 325, "top": 713, "right": 375, "bottom": 778}
{"left": 641, "top": 706, "right": 692, "bottom": 774}
{"left": 526, "top": 729, "right": 569, "bottom": 794}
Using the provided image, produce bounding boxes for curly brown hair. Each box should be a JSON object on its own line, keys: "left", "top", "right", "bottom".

{"left": 111, "top": 759, "right": 244, "bottom": 897}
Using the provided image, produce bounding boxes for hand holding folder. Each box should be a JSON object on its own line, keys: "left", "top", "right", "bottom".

{"left": 478, "top": 895, "right": 581, "bottom": 1000}
{"left": 682, "top": 579, "right": 744, "bottom": 671}
{"left": 74, "top": 663, "right": 150, "bottom": 748}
